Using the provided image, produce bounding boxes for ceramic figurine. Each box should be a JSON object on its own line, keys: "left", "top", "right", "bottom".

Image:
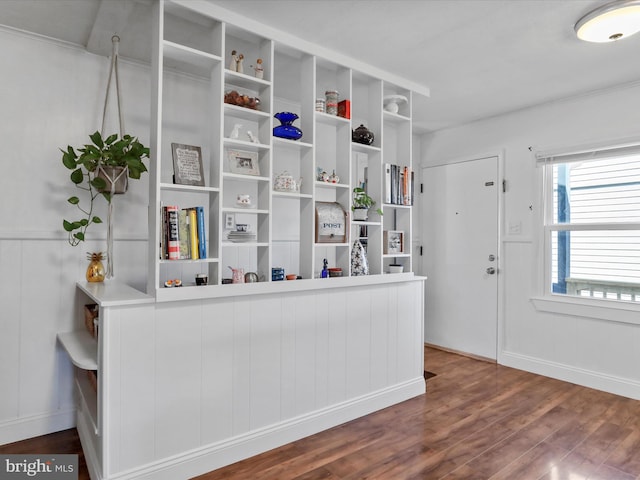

{"left": 318, "top": 170, "right": 329, "bottom": 182}
{"left": 236, "top": 194, "right": 252, "bottom": 207}
{"left": 329, "top": 170, "right": 340, "bottom": 183}
{"left": 237, "top": 53, "right": 244, "bottom": 74}
{"left": 230, "top": 123, "right": 242, "bottom": 139}
{"left": 252, "top": 58, "right": 264, "bottom": 79}
{"left": 229, "top": 50, "right": 238, "bottom": 71}
{"left": 247, "top": 131, "right": 259, "bottom": 143}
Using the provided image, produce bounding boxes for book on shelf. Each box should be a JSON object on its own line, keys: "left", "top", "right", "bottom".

{"left": 187, "top": 208, "right": 199, "bottom": 260}
{"left": 164, "top": 205, "right": 180, "bottom": 260}
{"left": 196, "top": 206, "right": 206, "bottom": 259}
{"left": 384, "top": 163, "right": 392, "bottom": 204}
{"left": 177, "top": 210, "right": 191, "bottom": 260}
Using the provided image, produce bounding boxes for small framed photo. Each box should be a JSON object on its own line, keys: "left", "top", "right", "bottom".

{"left": 384, "top": 230, "right": 404, "bottom": 254}
{"left": 228, "top": 149, "right": 260, "bottom": 176}
{"left": 316, "top": 202, "right": 348, "bottom": 243}
{"left": 171, "top": 143, "right": 205, "bottom": 186}
{"left": 224, "top": 213, "right": 235, "bottom": 230}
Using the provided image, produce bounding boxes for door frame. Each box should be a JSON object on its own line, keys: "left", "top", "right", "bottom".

{"left": 420, "top": 150, "right": 505, "bottom": 363}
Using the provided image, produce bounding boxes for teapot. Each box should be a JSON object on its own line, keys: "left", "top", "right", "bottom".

{"left": 244, "top": 271, "right": 259, "bottom": 283}
{"left": 274, "top": 171, "right": 302, "bottom": 192}
{"left": 352, "top": 124, "right": 374, "bottom": 145}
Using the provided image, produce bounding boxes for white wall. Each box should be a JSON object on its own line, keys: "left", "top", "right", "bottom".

{"left": 0, "top": 28, "right": 151, "bottom": 443}
{"left": 420, "top": 81, "right": 640, "bottom": 399}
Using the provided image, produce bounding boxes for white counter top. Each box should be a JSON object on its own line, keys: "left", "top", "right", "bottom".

{"left": 77, "top": 281, "right": 154, "bottom": 307}
{"left": 155, "top": 272, "right": 427, "bottom": 302}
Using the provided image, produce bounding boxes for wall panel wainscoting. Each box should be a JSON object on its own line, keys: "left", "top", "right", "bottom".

{"left": 60, "top": 278, "right": 425, "bottom": 479}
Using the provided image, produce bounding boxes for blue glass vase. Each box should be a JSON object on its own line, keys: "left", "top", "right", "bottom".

{"left": 273, "top": 112, "right": 303, "bottom": 140}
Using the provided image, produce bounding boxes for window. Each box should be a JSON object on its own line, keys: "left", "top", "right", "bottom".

{"left": 539, "top": 143, "right": 640, "bottom": 303}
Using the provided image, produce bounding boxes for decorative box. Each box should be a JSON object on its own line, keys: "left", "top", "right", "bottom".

{"left": 87, "top": 370, "right": 98, "bottom": 393}
{"left": 271, "top": 267, "right": 285, "bottom": 281}
{"left": 84, "top": 304, "right": 99, "bottom": 339}
{"left": 338, "top": 99, "right": 351, "bottom": 119}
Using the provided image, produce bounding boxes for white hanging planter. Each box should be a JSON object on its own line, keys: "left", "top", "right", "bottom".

{"left": 97, "top": 165, "right": 129, "bottom": 195}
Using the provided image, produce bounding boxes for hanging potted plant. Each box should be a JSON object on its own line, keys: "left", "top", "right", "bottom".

{"left": 61, "top": 130, "right": 149, "bottom": 246}
{"left": 60, "top": 35, "right": 149, "bottom": 280}
{"left": 352, "top": 187, "right": 383, "bottom": 221}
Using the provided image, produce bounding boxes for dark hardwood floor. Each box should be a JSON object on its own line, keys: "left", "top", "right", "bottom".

{"left": 2, "top": 346, "right": 639, "bottom": 479}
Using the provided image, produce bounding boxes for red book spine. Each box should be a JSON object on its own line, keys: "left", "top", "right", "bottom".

{"left": 166, "top": 205, "right": 180, "bottom": 260}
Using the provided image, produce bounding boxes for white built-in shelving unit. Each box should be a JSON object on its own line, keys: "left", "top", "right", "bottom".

{"left": 147, "top": 0, "right": 418, "bottom": 301}
{"left": 58, "top": 2, "right": 428, "bottom": 479}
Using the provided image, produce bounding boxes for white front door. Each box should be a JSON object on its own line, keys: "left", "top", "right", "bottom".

{"left": 422, "top": 156, "right": 499, "bottom": 360}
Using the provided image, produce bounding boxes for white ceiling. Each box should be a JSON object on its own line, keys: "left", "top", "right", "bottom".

{"left": 2, "top": 0, "right": 639, "bottom": 132}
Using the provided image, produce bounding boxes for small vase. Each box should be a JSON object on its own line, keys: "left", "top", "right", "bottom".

{"left": 351, "top": 240, "right": 369, "bottom": 276}
{"left": 86, "top": 252, "right": 106, "bottom": 283}
{"left": 273, "top": 112, "right": 303, "bottom": 140}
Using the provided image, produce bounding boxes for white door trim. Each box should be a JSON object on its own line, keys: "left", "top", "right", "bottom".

{"left": 420, "top": 150, "right": 505, "bottom": 363}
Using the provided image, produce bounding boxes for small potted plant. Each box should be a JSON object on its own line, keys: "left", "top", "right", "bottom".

{"left": 61, "top": 131, "right": 149, "bottom": 245}
{"left": 352, "top": 187, "right": 383, "bottom": 221}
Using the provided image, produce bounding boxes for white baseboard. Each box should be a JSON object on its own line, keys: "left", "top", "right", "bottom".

{"left": 0, "top": 408, "right": 76, "bottom": 445}
{"left": 501, "top": 351, "right": 640, "bottom": 400}
{"left": 103, "top": 377, "right": 425, "bottom": 480}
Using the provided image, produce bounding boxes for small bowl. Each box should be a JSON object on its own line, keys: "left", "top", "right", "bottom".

{"left": 388, "top": 264, "right": 404, "bottom": 274}
{"left": 328, "top": 268, "right": 342, "bottom": 278}
{"left": 286, "top": 274, "right": 297, "bottom": 280}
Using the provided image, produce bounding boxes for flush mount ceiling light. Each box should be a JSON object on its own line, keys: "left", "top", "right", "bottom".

{"left": 575, "top": 0, "right": 640, "bottom": 42}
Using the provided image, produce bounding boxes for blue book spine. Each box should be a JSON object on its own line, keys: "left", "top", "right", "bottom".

{"left": 196, "top": 206, "right": 206, "bottom": 259}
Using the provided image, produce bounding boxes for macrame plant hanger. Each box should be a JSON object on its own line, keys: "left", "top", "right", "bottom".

{"left": 100, "top": 34, "right": 127, "bottom": 278}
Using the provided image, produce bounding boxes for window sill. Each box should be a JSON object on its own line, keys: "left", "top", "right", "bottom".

{"left": 530, "top": 294, "right": 640, "bottom": 325}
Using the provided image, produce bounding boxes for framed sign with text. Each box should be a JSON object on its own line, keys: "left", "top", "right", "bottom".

{"left": 171, "top": 143, "right": 205, "bottom": 186}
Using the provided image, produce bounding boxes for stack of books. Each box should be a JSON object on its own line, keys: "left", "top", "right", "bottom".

{"left": 227, "top": 231, "right": 256, "bottom": 243}
{"left": 161, "top": 205, "right": 207, "bottom": 260}
{"left": 384, "top": 163, "right": 414, "bottom": 206}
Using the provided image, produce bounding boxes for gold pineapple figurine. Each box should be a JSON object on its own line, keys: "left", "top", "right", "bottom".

{"left": 86, "top": 252, "right": 106, "bottom": 283}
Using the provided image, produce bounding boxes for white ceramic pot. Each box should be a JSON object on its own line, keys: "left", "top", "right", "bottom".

{"left": 352, "top": 208, "right": 368, "bottom": 221}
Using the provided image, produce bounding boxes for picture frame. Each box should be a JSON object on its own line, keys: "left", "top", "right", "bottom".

{"left": 315, "top": 202, "right": 348, "bottom": 243}
{"left": 227, "top": 149, "right": 260, "bottom": 176}
{"left": 384, "top": 230, "right": 404, "bottom": 254}
{"left": 171, "top": 143, "right": 205, "bottom": 186}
